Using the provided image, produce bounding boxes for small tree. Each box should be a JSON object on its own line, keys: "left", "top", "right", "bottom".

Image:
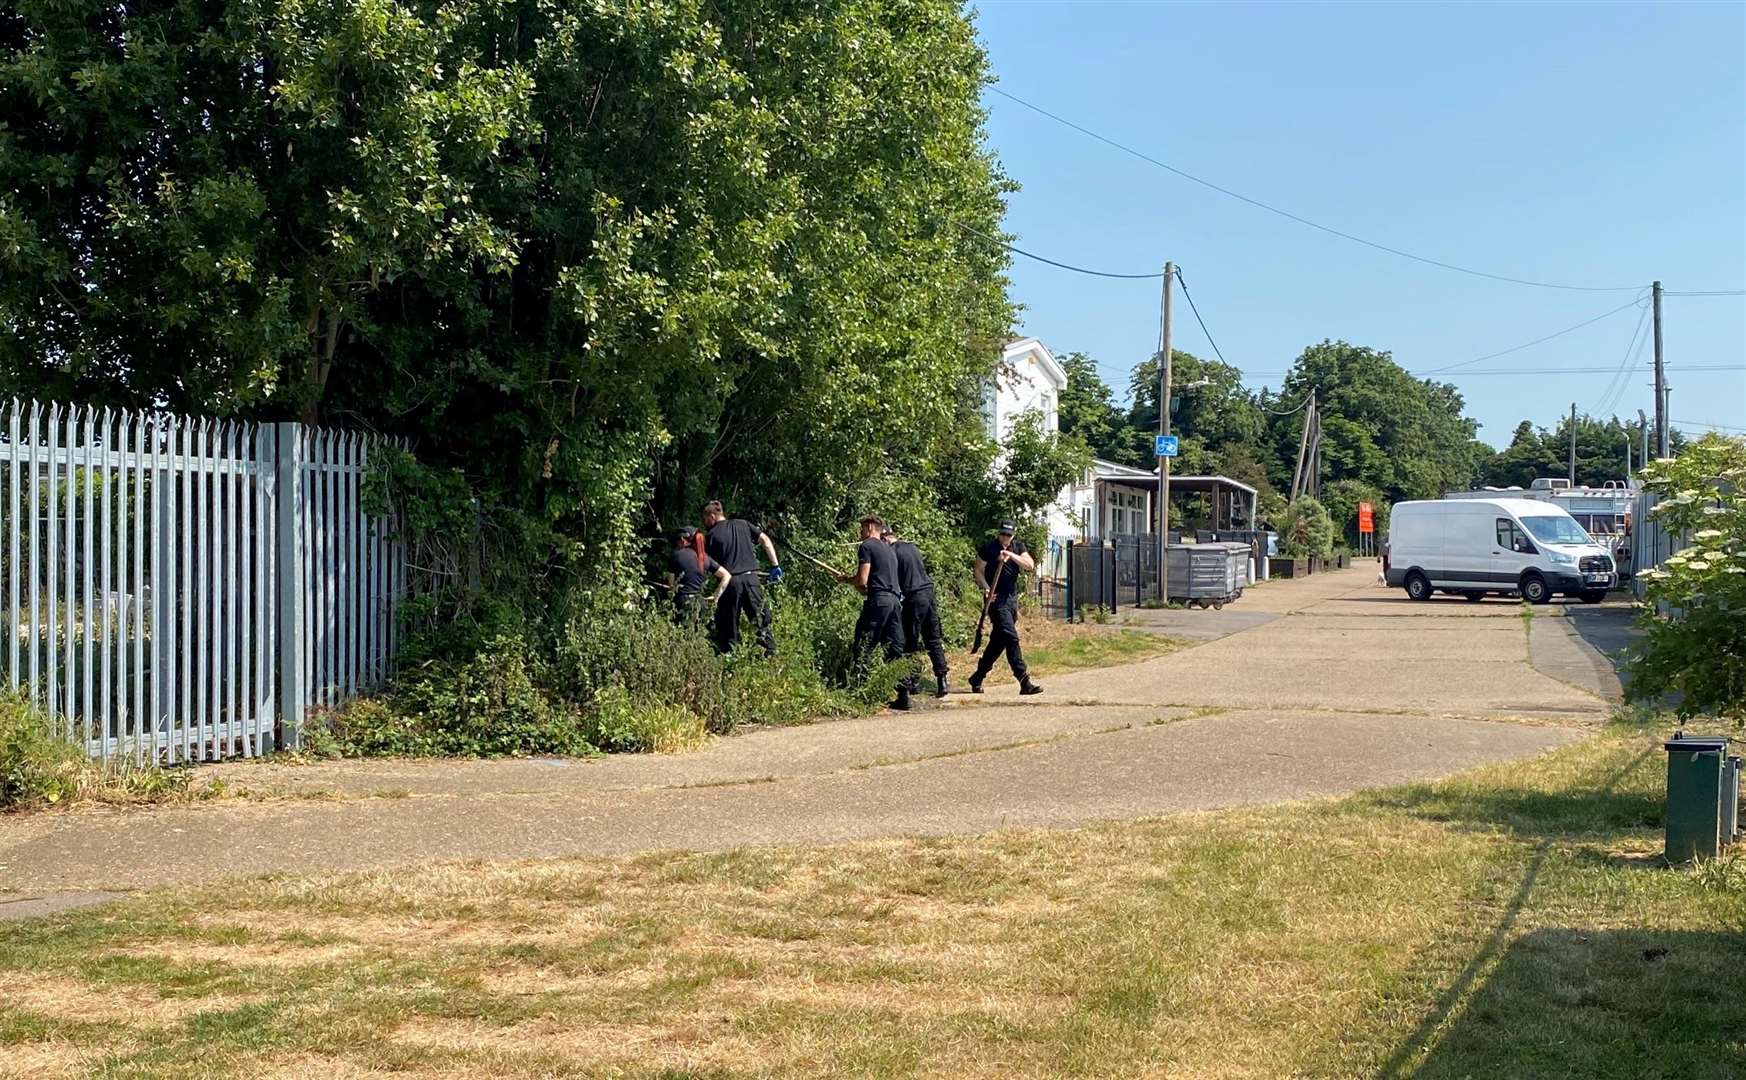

{"left": 1277, "top": 496, "right": 1336, "bottom": 560}
{"left": 1627, "top": 435, "right": 1746, "bottom": 723}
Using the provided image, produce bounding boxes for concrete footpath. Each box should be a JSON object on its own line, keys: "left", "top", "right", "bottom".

{"left": 0, "top": 564, "right": 1624, "bottom": 908}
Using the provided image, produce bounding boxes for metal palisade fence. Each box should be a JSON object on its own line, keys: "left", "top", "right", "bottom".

{"left": 0, "top": 399, "right": 408, "bottom": 763}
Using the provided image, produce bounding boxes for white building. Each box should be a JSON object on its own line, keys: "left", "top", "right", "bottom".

{"left": 985, "top": 337, "right": 1259, "bottom": 561}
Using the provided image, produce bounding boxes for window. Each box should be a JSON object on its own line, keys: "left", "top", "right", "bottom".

{"left": 1521, "top": 514, "right": 1591, "bottom": 545}
{"left": 1496, "top": 518, "right": 1528, "bottom": 552}
{"left": 1107, "top": 490, "right": 1147, "bottom": 536}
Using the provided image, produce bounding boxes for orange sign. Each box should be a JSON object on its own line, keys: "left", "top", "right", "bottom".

{"left": 1358, "top": 502, "right": 1375, "bottom": 533}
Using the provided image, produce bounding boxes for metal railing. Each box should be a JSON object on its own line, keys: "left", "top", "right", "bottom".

{"left": 0, "top": 399, "right": 406, "bottom": 763}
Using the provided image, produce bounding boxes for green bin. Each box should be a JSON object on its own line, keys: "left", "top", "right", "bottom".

{"left": 1663, "top": 733, "right": 1727, "bottom": 863}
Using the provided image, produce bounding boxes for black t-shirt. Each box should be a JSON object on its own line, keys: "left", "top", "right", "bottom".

{"left": 668, "top": 549, "right": 721, "bottom": 601}
{"left": 891, "top": 541, "right": 932, "bottom": 595}
{"left": 706, "top": 518, "right": 764, "bottom": 575}
{"left": 857, "top": 537, "right": 902, "bottom": 599}
{"left": 978, "top": 537, "right": 1028, "bottom": 599}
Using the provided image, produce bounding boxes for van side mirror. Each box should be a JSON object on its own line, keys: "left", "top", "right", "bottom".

{"left": 1515, "top": 539, "right": 1534, "bottom": 554}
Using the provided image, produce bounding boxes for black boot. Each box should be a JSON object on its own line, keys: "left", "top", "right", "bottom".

{"left": 1019, "top": 680, "right": 1043, "bottom": 696}
{"left": 889, "top": 684, "right": 912, "bottom": 711}
{"left": 935, "top": 675, "right": 949, "bottom": 698}
{"left": 967, "top": 675, "right": 984, "bottom": 694}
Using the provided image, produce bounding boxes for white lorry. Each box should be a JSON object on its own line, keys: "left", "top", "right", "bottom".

{"left": 1384, "top": 497, "right": 1617, "bottom": 604}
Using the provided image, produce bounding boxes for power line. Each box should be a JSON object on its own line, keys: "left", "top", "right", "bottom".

{"left": 1665, "top": 290, "right": 1746, "bottom": 297}
{"left": 1415, "top": 297, "right": 1646, "bottom": 375}
{"left": 953, "top": 222, "right": 1165, "bottom": 279}
{"left": 988, "top": 86, "right": 1647, "bottom": 294}
{"left": 1171, "top": 269, "right": 1228, "bottom": 366}
{"left": 1672, "top": 419, "right": 1746, "bottom": 433}
{"left": 1590, "top": 301, "right": 1653, "bottom": 417}
{"left": 1240, "top": 364, "right": 1745, "bottom": 378}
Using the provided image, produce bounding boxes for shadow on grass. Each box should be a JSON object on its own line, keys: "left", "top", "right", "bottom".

{"left": 1352, "top": 746, "right": 1663, "bottom": 839}
{"left": 1397, "top": 927, "right": 1746, "bottom": 1079}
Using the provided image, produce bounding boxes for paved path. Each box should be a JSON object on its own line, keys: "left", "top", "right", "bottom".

{"left": 0, "top": 565, "right": 1621, "bottom": 908}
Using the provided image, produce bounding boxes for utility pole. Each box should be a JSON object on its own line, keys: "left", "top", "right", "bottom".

{"left": 1156, "top": 262, "right": 1174, "bottom": 596}
{"left": 1290, "top": 392, "right": 1315, "bottom": 502}
{"left": 1638, "top": 409, "right": 1649, "bottom": 471}
{"left": 1652, "top": 280, "right": 1667, "bottom": 457}
{"left": 1569, "top": 402, "right": 1577, "bottom": 486}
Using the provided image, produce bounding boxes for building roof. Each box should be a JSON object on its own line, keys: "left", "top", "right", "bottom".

{"left": 1099, "top": 472, "right": 1261, "bottom": 498}
{"left": 1001, "top": 337, "right": 1067, "bottom": 391}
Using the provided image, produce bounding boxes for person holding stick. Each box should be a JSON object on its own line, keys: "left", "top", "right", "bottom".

{"left": 968, "top": 521, "right": 1041, "bottom": 696}
{"left": 883, "top": 527, "right": 948, "bottom": 697}
{"left": 838, "top": 515, "right": 912, "bottom": 711}
{"left": 666, "top": 526, "right": 731, "bottom": 627}
{"left": 701, "top": 500, "right": 781, "bottom": 655}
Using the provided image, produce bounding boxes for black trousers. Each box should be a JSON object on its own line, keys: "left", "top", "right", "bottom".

{"left": 902, "top": 586, "right": 948, "bottom": 680}
{"left": 973, "top": 595, "right": 1028, "bottom": 683}
{"left": 854, "top": 592, "right": 906, "bottom": 665}
{"left": 713, "top": 573, "right": 775, "bottom": 655}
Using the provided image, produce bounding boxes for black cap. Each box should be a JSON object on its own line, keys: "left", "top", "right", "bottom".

{"left": 997, "top": 521, "right": 1016, "bottom": 535}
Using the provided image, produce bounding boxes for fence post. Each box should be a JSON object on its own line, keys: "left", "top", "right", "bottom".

{"left": 275, "top": 423, "right": 305, "bottom": 750}
{"left": 1065, "top": 539, "right": 1074, "bottom": 622}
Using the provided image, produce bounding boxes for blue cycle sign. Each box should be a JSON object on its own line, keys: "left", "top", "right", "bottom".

{"left": 1154, "top": 435, "right": 1179, "bottom": 458}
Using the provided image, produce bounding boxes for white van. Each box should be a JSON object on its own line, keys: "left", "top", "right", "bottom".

{"left": 1384, "top": 498, "right": 1616, "bottom": 604}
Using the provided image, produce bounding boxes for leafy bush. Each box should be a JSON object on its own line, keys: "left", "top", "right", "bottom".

{"left": 1, "top": 691, "right": 91, "bottom": 809}
{"left": 1, "top": 691, "right": 197, "bottom": 811}
{"left": 1628, "top": 435, "right": 1746, "bottom": 722}
{"left": 588, "top": 688, "right": 707, "bottom": 753}
{"left": 1276, "top": 496, "right": 1336, "bottom": 559}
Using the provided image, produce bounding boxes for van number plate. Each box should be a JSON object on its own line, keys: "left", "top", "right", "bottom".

{"left": 1584, "top": 573, "right": 1609, "bottom": 584}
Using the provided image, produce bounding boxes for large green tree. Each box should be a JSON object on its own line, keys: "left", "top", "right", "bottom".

{"left": 1, "top": 0, "right": 1015, "bottom": 585}
{"left": 1267, "top": 341, "right": 1485, "bottom": 503}
{"left": 1480, "top": 415, "right": 1666, "bottom": 489}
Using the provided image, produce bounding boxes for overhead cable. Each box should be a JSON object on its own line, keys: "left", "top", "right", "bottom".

{"left": 1171, "top": 269, "right": 1228, "bottom": 366}
{"left": 988, "top": 86, "right": 1646, "bottom": 293}
{"left": 1415, "top": 297, "right": 1646, "bottom": 375}
{"left": 953, "top": 222, "right": 1165, "bottom": 279}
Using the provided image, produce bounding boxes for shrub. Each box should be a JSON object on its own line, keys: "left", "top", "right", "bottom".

{"left": 587, "top": 688, "right": 708, "bottom": 753}
{"left": 372, "top": 632, "right": 592, "bottom": 756}
{"left": 1276, "top": 496, "right": 1336, "bottom": 559}
{"left": 1628, "top": 435, "right": 1746, "bottom": 723}
{"left": 1, "top": 691, "right": 198, "bottom": 811}
{"left": 1, "top": 691, "right": 91, "bottom": 809}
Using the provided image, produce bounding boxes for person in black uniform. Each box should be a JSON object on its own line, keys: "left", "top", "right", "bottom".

{"left": 969, "top": 521, "right": 1042, "bottom": 695}
{"left": 883, "top": 527, "right": 948, "bottom": 697}
{"left": 701, "top": 500, "right": 782, "bottom": 655}
{"left": 666, "top": 526, "right": 731, "bottom": 627}
{"left": 839, "top": 516, "right": 911, "bottom": 710}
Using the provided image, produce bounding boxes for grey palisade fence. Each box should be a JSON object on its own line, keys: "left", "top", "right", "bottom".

{"left": 0, "top": 400, "right": 408, "bottom": 763}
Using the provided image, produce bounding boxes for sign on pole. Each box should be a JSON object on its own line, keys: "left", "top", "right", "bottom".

{"left": 1154, "top": 434, "right": 1179, "bottom": 458}
{"left": 1358, "top": 501, "right": 1375, "bottom": 533}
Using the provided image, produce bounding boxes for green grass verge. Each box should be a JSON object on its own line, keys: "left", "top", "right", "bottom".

{"left": 1, "top": 725, "right": 1742, "bottom": 1078}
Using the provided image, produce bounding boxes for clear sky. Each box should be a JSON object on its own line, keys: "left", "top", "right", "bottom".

{"left": 974, "top": 0, "right": 1746, "bottom": 449}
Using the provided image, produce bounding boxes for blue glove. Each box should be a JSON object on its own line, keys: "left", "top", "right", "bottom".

{"left": 768, "top": 564, "right": 785, "bottom": 584}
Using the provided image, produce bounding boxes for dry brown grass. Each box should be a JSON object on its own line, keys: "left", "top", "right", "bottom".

{"left": 1, "top": 731, "right": 1741, "bottom": 1079}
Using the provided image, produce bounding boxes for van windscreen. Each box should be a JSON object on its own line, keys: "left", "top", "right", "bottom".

{"left": 1521, "top": 515, "right": 1590, "bottom": 545}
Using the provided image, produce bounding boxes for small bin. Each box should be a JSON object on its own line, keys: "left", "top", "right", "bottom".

{"left": 1663, "top": 732, "right": 1727, "bottom": 863}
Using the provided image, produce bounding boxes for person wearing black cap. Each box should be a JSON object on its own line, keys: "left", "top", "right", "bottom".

{"left": 666, "top": 526, "right": 731, "bottom": 627}
{"left": 883, "top": 527, "right": 948, "bottom": 697}
{"left": 701, "top": 499, "right": 782, "bottom": 655}
{"left": 969, "top": 521, "right": 1041, "bottom": 695}
{"left": 839, "top": 516, "right": 911, "bottom": 710}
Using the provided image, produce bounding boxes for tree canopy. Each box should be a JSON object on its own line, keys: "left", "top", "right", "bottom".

{"left": 2, "top": 0, "right": 1021, "bottom": 586}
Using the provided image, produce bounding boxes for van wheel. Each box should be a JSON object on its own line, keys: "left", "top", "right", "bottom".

{"left": 1405, "top": 571, "right": 1432, "bottom": 601}
{"left": 1520, "top": 573, "right": 1551, "bottom": 605}
{"left": 1463, "top": 591, "right": 1486, "bottom": 602}
{"left": 1579, "top": 590, "right": 1607, "bottom": 604}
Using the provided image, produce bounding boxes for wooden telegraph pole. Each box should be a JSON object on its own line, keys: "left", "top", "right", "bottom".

{"left": 1156, "top": 263, "right": 1175, "bottom": 597}
{"left": 1652, "top": 281, "right": 1667, "bottom": 457}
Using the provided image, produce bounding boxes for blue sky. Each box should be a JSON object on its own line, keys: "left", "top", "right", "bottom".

{"left": 974, "top": 0, "right": 1746, "bottom": 449}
